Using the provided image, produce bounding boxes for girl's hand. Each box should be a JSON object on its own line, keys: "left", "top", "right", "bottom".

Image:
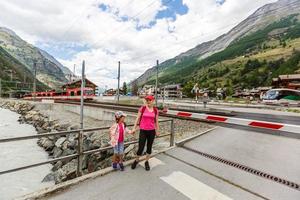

{"left": 155, "top": 131, "right": 160, "bottom": 136}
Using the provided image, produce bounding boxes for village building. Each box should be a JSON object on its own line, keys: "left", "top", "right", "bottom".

{"left": 162, "top": 84, "right": 183, "bottom": 98}
{"left": 138, "top": 85, "right": 157, "bottom": 97}
{"left": 272, "top": 74, "right": 300, "bottom": 90}
{"left": 61, "top": 78, "right": 98, "bottom": 91}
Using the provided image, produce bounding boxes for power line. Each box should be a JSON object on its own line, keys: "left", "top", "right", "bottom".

{"left": 121, "top": 0, "right": 300, "bottom": 64}
{"left": 60, "top": 0, "right": 98, "bottom": 40}
{"left": 89, "top": 0, "right": 173, "bottom": 48}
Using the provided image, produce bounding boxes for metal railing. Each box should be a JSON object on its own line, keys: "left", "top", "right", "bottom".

{"left": 0, "top": 119, "right": 175, "bottom": 176}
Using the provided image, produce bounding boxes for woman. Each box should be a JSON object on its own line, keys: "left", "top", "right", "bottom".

{"left": 131, "top": 95, "right": 160, "bottom": 171}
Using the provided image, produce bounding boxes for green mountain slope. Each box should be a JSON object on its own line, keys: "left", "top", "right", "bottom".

{"left": 0, "top": 46, "right": 47, "bottom": 95}
{"left": 145, "top": 14, "right": 300, "bottom": 96}
{"left": 0, "top": 27, "right": 68, "bottom": 89}
{"left": 132, "top": 0, "right": 300, "bottom": 88}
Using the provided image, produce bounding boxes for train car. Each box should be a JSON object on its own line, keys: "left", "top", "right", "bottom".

{"left": 262, "top": 88, "right": 300, "bottom": 106}
{"left": 23, "top": 87, "right": 95, "bottom": 101}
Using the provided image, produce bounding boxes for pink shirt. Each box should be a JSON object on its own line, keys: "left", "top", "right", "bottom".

{"left": 118, "top": 123, "right": 124, "bottom": 142}
{"left": 139, "top": 106, "right": 157, "bottom": 130}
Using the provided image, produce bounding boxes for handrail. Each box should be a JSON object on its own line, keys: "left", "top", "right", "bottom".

{"left": 0, "top": 119, "right": 173, "bottom": 143}
{"left": 0, "top": 119, "right": 175, "bottom": 176}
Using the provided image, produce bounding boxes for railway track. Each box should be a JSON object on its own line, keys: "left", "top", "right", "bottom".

{"left": 55, "top": 100, "right": 235, "bottom": 116}
{"left": 54, "top": 100, "right": 216, "bottom": 123}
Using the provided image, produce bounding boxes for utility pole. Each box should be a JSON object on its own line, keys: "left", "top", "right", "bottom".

{"left": 80, "top": 60, "right": 85, "bottom": 129}
{"left": 78, "top": 60, "right": 85, "bottom": 177}
{"left": 73, "top": 64, "right": 76, "bottom": 81}
{"left": 117, "top": 61, "right": 120, "bottom": 104}
{"left": 0, "top": 78, "right": 2, "bottom": 98}
{"left": 155, "top": 60, "right": 159, "bottom": 106}
{"left": 33, "top": 61, "right": 37, "bottom": 101}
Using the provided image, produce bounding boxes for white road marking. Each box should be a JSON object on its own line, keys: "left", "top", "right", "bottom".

{"left": 139, "top": 157, "right": 165, "bottom": 169}
{"left": 160, "top": 171, "right": 232, "bottom": 200}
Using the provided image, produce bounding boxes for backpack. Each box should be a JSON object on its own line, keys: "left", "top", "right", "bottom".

{"left": 139, "top": 106, "right": 158, "bottom": 124}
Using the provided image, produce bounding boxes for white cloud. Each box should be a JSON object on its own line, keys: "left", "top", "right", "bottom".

{"left": 0, "top": 0, "right": 277, "bottom": 88}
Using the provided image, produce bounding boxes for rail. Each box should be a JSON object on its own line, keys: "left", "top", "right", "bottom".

{"left": 0, "top": 119, "right": 175, "bottom": 176}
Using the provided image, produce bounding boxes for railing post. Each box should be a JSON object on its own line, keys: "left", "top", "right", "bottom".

{"left": 77, "top": 130, "right": 83, "bottom": 176}
{"left": 170, "top": 119, "right": 175, "bottom": 146}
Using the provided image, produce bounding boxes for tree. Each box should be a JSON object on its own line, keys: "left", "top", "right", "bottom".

{"left": 122, "top": 82, "right": 127, "bottom": 95}
{"left": 182, "top": 80, "right": 195, "bottom": 98}
{"left": 131, "top": 81, "right": 138, "bottom": 96}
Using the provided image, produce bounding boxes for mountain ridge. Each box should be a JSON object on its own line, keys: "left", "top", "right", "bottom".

{"left": 0, "top": 27, "right": 70, "bottom": 89}
{"left": 132, "top": 0, "right": 300, "bottom": 87}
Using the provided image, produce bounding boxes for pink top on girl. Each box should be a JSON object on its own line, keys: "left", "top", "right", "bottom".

{"left": 139, "top": 106, "right": 158, "bottom": 130}
{"left": 118, "top": 123, "right": 124, "bottom": 142}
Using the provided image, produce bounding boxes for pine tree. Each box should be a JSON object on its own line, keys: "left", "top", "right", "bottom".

{"left": 123, "top": 82, "right": 127, "bottom": 95}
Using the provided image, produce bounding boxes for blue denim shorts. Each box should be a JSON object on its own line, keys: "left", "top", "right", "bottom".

{"left": 113, "top": 142, "right": 124, "bottom": 154}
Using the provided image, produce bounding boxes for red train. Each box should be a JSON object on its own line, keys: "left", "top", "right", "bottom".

{"left": 23, "top": 87, "right": 95, "bottom": 101}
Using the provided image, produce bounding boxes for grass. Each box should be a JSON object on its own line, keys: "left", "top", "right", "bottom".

{"left": 286, "top": 108, "right": 300, "bottom": 113}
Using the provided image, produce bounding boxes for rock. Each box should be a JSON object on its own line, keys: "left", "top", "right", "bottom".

{"left": 42, "top": 173, "right": 55, "bottom": 182}
{"left": 55, "top": 137, "right": 66, "bottom": 148}
{"left": 62, "top": 149, "right": 76, "bottom": 157}
{"left": 51, "top": 168, "right": 66, "bottom": 183}
{"left": 100, "top": 138, "right": 110, "bottom": 148}
{"left": 36, "top": 126, "right": 48, "bottom": 134}
{"left": 61, "top": 159, "right": 77, "bottom": 179}
{"left": 52, "top": 161, "right": 63, "bottom": 171}
{"left": 82, "top": 137, "right": 92, "bottom": 151}
{"left": 69, "top": 124, "right": 80, "bottom": 130}
{"left": 56, "top": 123, "right": 70, "bottom": 131}
{"left": 124, "top": 144, "right": 135, "bottom": 155}
{"left": 38, "top": 137, "right": 55, "bottom": 151}
{"left": 91, "top": 140, "right": 101, "bottom": 149}
{"left": 67, "top": 139, "right": 78, "bottom": 150}
{"left": 125, "top": 150, "right": 136, "bottom": 160}
{"left": 52, "top": 147, "right": 63, "bottom": 158}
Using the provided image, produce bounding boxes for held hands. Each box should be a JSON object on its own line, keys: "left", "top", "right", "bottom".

{"left": 130, "top": 129, "right": 136, "bottom": 135}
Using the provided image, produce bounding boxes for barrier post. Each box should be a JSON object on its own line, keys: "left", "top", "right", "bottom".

{"left": 77, "top": 130, "right": 83, "bottom": 176}
{"left": 170, "top": 119, "right": 175, "bottom": 146}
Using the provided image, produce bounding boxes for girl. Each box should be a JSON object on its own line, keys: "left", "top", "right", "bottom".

{"left": 131, "top": 95, "right": 160, "bottom": 171}
{"left": 109, "top": 111, "right": 133, "bottom": 171}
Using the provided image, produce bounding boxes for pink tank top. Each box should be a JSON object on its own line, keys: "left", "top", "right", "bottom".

{"left": 139, "top": 107, "right": 157, "bottom": 130}
{"left": 118, "top": 123, "right": 124, "bottom": 142}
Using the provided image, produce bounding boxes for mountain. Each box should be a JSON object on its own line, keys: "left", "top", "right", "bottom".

{"left": 132, "top": 0, "right": 300, "bottom": 88}
{"left": 0, "top": 27, "right": 70, "bottom": 89}
{"left": 0, "top": 46, "right": 48, "bottom": 95}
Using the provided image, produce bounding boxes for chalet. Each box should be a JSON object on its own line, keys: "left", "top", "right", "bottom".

{"left": 61, "top": 78, "right": 97, "bottom": 91}
{"left": 272, "top": 74, "right": 300, "bottom": 90}
{"left": 162, "top": 84, "right": 182, "bottom": 98}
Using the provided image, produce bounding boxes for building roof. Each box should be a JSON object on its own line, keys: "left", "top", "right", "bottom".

{"left": 163, "top": 84, "right": 181, "bottom": 89}
{"left": 278, "top": 74, "right": 300, "bottom": 80}
{"left": 61, "top": 78, "right": 97, "bottom": 89}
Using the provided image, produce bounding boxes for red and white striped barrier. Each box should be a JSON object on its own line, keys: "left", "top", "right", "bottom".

{"left": 165, "top": 110, "right": 300, "bottom": 134}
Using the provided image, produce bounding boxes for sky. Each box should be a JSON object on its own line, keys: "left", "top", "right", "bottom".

{"left": 0, "top": 0, "right": 277, "bottom": 89}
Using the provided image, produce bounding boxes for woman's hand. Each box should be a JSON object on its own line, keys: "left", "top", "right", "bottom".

{"left": 130, "top": 129, "right": 135, "bottom": 135}
{"left": 155, "top": 131, "right": 160, "bottom": 136}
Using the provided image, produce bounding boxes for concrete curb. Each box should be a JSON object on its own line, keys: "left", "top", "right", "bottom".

{"left": 175, "top": 127, "right": 218, "bottom": 147}
{"left": 15, "top": 147, "right": 175, "bottom": 200}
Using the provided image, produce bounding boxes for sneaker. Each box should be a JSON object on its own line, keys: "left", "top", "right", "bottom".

{"left": 131, "top": 160, "right": 138, "bottom": 170}
{"left": 145, "top": 161, "right": 150, "bottom": 171}
{"left": 119, "top": 163, "right": 124, "bottom": 171}
{"left": 112, "top": 162, "right": 118, "bottom": 170}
